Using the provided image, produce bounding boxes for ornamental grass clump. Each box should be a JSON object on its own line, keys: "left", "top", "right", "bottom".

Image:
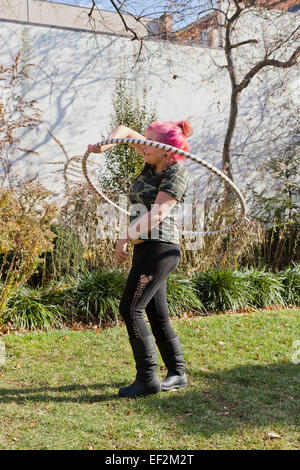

{"left": 4, "top": 286, "right": 66, "bottom": 330}
{"left": 241, "top": 266, "right": 286, "bottom": 308}
{"left": 68, "top": 269, "right": 127, "bottom": 325}
{"left": 192, "top": 268, "right": 252, "bottom": 312}
{"left": 166, "top": 272, "right": 204, "bottom": 317}
{"left": 277, "top": 263, "right": 300, "bottom": 306}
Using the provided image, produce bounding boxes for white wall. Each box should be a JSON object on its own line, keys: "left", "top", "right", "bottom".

{"left": 0, "top": 1, "right": 299, "bottom": 211}
{"left": 0, "top": 0, "right": 152, "bottom": 35}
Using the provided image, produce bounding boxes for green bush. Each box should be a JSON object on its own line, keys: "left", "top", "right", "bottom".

{"left": 277, "top": 263, "right": 300, "bottom": 306}
{"left": 98, "top": 64, "right": 157, "bottom": 195}
{"left": 4, "top": 286, "right": 66, "bottom": 330}
{"left": 67, "top": 269, "right": 127, "bottom": 325}
{"left": 241, "top": 267, "right": 286, "bottom": 308}
{"left": 2, "top": 264, "right": 298, "bottom": 331}
{"left": 192, "top": 269, "right": 252, "bottom": 312}
{"left": 166, "top": 273, "right": 204, "bottom": 316}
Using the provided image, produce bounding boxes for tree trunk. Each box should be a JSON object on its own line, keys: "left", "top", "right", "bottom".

{"left": 222, "top": 88, "right": 240, "bottom": 182}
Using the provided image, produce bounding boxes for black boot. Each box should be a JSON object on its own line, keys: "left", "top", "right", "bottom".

{"left": 157, "top": 336, "right": 188, "bottom": 391}
{"left": 118, "top": 335, "right": 161, "bottom": 398}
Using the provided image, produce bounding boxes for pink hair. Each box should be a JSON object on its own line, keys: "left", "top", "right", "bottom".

{"left": 145, "top": 120, "right": 193, "bottom": 161}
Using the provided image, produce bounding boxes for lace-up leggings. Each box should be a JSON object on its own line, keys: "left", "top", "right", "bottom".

{"left": 119, "top": 240, "right": 181, "bottom": 342}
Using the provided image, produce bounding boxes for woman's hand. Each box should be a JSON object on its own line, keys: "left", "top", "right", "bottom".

{"left": 88, "top": 125, "right": 146, "bottom": 155}
{"left": 114, "top": 238, "right": 129, "bottom": 263}
{"left": 87, "top": 143, "right": 116, "bottom": 153}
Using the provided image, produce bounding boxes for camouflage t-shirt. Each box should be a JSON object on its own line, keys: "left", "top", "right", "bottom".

{"left": 129, "top": 161, "right": 189, "bottom": 244}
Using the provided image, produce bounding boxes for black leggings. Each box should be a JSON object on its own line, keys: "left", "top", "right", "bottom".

{"left": 119, "top": 240, "right": 181, "bottom": 342}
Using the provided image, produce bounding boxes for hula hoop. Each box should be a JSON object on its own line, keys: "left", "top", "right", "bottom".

{"left": 82, "top": 138, "right": 247, "bottom": 236}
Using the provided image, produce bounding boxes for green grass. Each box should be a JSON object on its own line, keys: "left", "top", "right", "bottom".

{"left": 0, "top": 309, "right": 299, "bottom": 450}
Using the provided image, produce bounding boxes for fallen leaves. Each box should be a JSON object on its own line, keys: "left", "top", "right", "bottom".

{"left": 12, "top": 363, "right": 21, "bottom": 369}
{"left": 266, "top": 432, "right": 281, "bottom": 440}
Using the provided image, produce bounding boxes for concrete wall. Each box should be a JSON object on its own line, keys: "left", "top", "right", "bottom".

{"left": 0, "top": 1, "right": 299, "bottom": 211}
{"left": 0, "top": 0, "right": 152, "bottom": 36}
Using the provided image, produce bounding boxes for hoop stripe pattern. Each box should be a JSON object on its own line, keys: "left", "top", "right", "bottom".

{"left": 82, "top": 138, "right": 247, "bottom": 236}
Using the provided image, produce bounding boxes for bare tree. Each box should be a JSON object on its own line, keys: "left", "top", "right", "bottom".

{"left": 220, "top": 0, "right": 299, "bottom": 181}
{"left": 87, "top": 0, "right": 300, "bottom": 183}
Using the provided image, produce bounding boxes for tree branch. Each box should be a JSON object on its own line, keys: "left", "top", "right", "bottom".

{"left": 109, "top": 0, "right": 140, "bottom": 42}
{"left": 237, "top": 46, "right": 300, "bottom": 92}
{"left": 88, "top": 0, "right": 96, "bottom": 19}
{"left": 230, "top": 39, "right": 258, "bottom": 49}
{"left": 265, "top": 25, "right": 300, "bottom": 60}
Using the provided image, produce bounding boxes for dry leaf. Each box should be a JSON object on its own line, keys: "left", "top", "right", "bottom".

{"left": 267, "top": 432, "right": 281, "bottom": 439}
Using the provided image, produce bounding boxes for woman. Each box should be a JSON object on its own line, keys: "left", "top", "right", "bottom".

{"left": 88, "top": 120, "right": 192, "bottom": 398}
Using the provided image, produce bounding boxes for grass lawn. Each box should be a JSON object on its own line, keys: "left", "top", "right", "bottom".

{"left": 0, "top": 309, "right": 299, "bottom": 450}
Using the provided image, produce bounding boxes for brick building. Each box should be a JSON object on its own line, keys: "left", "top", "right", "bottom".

{"left": 171, "top": 0, "right": 300, "bottom": 47}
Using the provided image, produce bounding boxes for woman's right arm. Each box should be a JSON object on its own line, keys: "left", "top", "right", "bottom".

{"left": 88, "top": 125, "right": 147, "bottom": 155}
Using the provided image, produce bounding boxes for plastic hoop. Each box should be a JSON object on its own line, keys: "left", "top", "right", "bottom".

{"left": 82, "top": 138, "right": 247, "bottom": 236}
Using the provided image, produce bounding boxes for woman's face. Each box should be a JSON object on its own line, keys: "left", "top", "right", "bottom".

{"left": 143, "top": 129, "right": 173, "bottom": 166}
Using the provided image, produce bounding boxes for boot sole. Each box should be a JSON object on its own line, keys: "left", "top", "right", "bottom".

{"left": 161, "top": 382, "right": 187, "bottom": 392}
{"left": 118, "top": 389, "right": 160, "bottom": 398}
{"left": 118, "top": 385, "right": 161, "bottom": 398}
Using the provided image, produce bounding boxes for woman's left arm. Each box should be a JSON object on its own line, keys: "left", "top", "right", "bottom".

{"left": 114, "top": 192, "right": 178, "bottom": 262}
{"left": 129, "top": 191, "right": 178, "bottom": 240}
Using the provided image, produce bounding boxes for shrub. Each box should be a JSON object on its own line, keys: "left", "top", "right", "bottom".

{"left": 166, "top": 272, "right": 204, "bottom": 317}
{"left": 28, "top": 224, "right": 86, "bottom": 287}
{"left": 241, "top": 267, "right": 286, "bottom": 308}
{"left": 243, "top": 221, "right": 300, "bottom": 270}
{"left": 277, "top": 263, "right": 300, "bottom": 306}
{"left": 192, "top": 268, "right": 252, "bottom": 312}
{"left": 98, "top": 63, "right": 157, "bottom": 195}
{"left": 0, "top": 182, "right": 58, "bottom": 318}
{"left": 68, "top": 269, "right": 127, "bottom": 325}
{"left": 4, "top": 286, "right": 66, "bottom": 330}
{"left": 246, "top": 143, "right": 300, "bottom": 270}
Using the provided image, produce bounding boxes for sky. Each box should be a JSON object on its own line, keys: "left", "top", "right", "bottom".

{"left": 43, "top": 0, "right": 166, "bottom": 16}
{"left": 41, "top": 0, "right": 213, "bottom": 26}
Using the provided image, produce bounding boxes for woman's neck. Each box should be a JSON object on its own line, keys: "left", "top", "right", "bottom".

{"left": 154, "top": 160, "right": 175, "bottom": 173}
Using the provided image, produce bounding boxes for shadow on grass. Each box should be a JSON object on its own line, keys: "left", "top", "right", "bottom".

{"left": 0, "top": 362, "right": 298, "bottom": 438}
{"left": 138, "top": 362, "right": 299, "bottom": 437}
{"left": 0, "top": 382, "right": 122, "bottom": 403}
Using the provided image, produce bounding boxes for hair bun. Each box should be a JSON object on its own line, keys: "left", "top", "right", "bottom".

{"left": 177, "top": 120, "right": 193, "bottom": 137}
